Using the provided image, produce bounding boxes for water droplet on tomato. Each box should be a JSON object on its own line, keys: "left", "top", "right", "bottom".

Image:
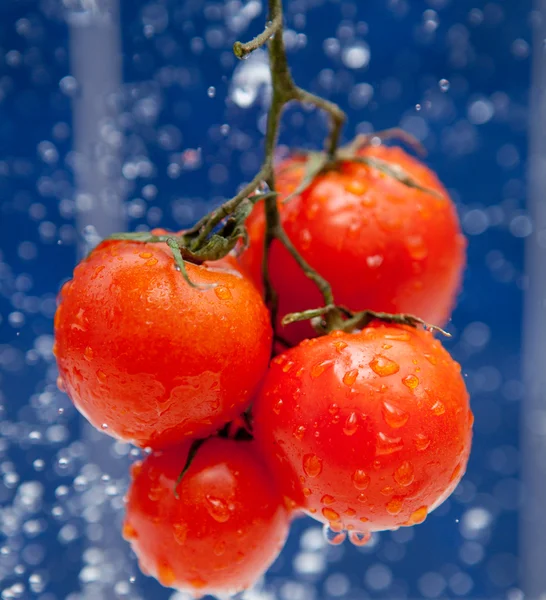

{"left": 148, "top": 484, "right": 163, "bottom": 502}
{"left": 344, "top": 507, "right": 356, "bottom": 517}
{"left": 189, "top": 576, "right": 207, "bottom": 589}
{"left": 386, "top": 497, "right": 404, "bottom": 515}
{"left": 322, "top": 524, "right": 347, "bottom": 546}
{"left": 321, "top": 494, "right": 335, "bottom": 505}
{"left": 293, "top": 425, "right": 306, "bottom": 440}
{"left": 213, "top": 540, "right": 226, "bottom": 556}
{"left": 158, "top": 563, "right": 176, "bottom": 587}
{"left": 406, "top": 235, "right": 428, "bottom": 260}
{"left": 431, "top": 401, "right": 446, "bottom": 416}
{"left": 376, "top": 432, "right": 403, "bottom": 455}
{"left": 329, "top": 403, "right": 340, "bottom": 415}
{"left": 173, "top": 522, "right": 187, "bottom": 545}
{"left": 122, "top": 521, "right": 138, "bottom": 540}
{"left": 311, "top": 360, "right": 334, "bottom": 379}
{"left": 424, "top": 353, "right": 437, "bottom": 365}
{"left": 303, "top": 454, "right": 323, "bottom": 477}
{"left": 205, "top": 495, "right": 231, "bottom": 522}
{"left": 96, "top": 370, "right": 107, "bottom": 383}
{"left": 409, "top": 505, "right": 428, "bottom": 524}
{"left": 333, "top": 340, "right": 348, "bottom": 353}
{"left": 139, "top": 252, "right": 153, "bottom": 259}
{"left": 214, "top": 286, "right": 232, "bottom": 301}
{"left": 394, "top": 461, "right": 415, "bottom": 486}
{"left": 303, "top": 487, "right": 312, "bottom": 497}
{"left": 342, "top": 369, "right": 359, "bottom": 387}
{"left": 380, "top": 485, "right": 394, "bottom": 496}
{"left": 56, "top": 376, "right": 66, "bottom": 392}
{"left": 322, "top": 507, "right": 340, "bottom": 521}
{"left": 273, "top": 399, "right": 283, "bottom": 415}
{"left": 349, "top": 531, "right": 371, "bottom": 547}
{"left": 450, "top": 463, "right": 462, "bottom": 483}
{"left": 359, "top": 516, "right": 369, "bottom": 523}
{"left": 282, "top": 361, "right": 295, "bottom": 373}
{"left": 84, "top": 346, "right": 93, "bottom": 361}
{"left": 382, "top": 402, "right": 409, "bottom": 428}
{"left": 468, "top": 410, "right": 475, "bottom": 426}
{"left": 414, "top": 433, "right": 431, "bottom": 451}
{"left": 343, "top": 412, "right": 359, "bottom": 436}
{"left": 352, "top": 469, "right": 370, "bottom": 491}
{"left": 402, "top": 374, "right": 419, "bottom": 389}
{"left": 370, "top": 355, "right": 400, "bottom": 377}
{"left": 146, "top": 257, "right": 158, "bottom": 267}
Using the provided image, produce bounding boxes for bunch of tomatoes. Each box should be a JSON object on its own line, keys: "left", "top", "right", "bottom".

{"left": 54, "top": 143, "right": 472, "bottom": 598}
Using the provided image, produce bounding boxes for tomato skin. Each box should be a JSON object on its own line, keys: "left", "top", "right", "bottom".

{"left": 253, "top": 324, "right": 472, "bottom": 532}
{"left": 54, "top": 237, "right": 272, "bottom": 449}
{"left": 240, "top": 145, "right": 466, "bottom": 344}
{"left": 123, "top": 438, "right": 290, "bottom": 595}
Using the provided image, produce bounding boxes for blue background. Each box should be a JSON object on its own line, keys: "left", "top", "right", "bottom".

{"left": 0, "top": 0, "right": 529, "bottom": 598}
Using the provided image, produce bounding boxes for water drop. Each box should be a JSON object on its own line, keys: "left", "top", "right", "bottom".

{"left": 370, "top": 355, "right": 400, "bottom": 377}
{"left": 394, "top": 461, "right": 415, "bottom": 486}
{"left": 352, "top": 469, "right": 370, "bottom": 491}
{"left": 349, "top": 531, "right": 371, "bottom": 547}
{"left": 303, "top": 454, "right": 323, "bottom": 478}
{"left": 158, "top": 563, "right": 176, "bottom": 587}
{"left": 439, "top": 78, "right": 450, "bottom": 92}
{"left": 323, "top": 524, "right": 347, "bottom": 545}
{"left": 414, "top": 433, "right": 431, "bottom": 451}
{"left": 386, "top": 497, "right": 404, "bottom": 515}
{"left": 311, "top": 359, "right": 334, "bottom": 379}
{"left": 207, "top": 86, "right": 216, "bottom": 98}
{"left": 343, "top": 412, "right": 359, "bottom": 436}
{"left": 402, "top": 374, "right": 420, "bottom": 390}
{"left": 342, "top": 369, "right": 359, "bottom": 387}
{"left": 376, "top": 432, "right": 403, "bottom": 456}
{"left": 293, "top": 425, "right": 306, "bottom": 440}
{"left": 431, "top": 401, "right": 446, "bottom": 416}
{"left": 409, "top": 505, "right": 428, "bottom": 524}
{"left": 214, "top": 286, "right": 232, "bottom": 300}
{"left": 382, "top": 402, "right": 409, "bottom": 428}
{"left": 173, "top": 522, "right": 188, "bottom": 545}
{"left": 205, "top": 495, "right": 231, "bottom": 523}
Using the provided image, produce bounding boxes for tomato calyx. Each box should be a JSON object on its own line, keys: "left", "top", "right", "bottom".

{"left": 109, "top": 192, "right": 275, "bottom": 288}
{"left": 280, "top": 128, "right": 442, "bottom": 205}
{"left": 282, "top": 304, "right": 450, "bottom": 337}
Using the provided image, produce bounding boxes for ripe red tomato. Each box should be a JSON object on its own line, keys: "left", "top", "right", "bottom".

{"left": 252, "top": 324, "right": 472, "bottom": 535}
{"left": 240, "top": 145, "right": 466, "bottom": 344}
{"left": 123, "top": 438, "right": 290, "bottom": 595}
{"left": 54, "top": 236, "right": 272, "bottom": 449}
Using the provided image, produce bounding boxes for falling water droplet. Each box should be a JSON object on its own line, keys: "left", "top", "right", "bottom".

{"left": 322, "top": 524, "right": 347, "bottom": 546}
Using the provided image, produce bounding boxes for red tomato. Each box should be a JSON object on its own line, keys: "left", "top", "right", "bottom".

{"left": 123, "top": 438, "right": 290, "bottom": 595}
{"left": 240, "top": 145, "right": 466, "bottom": 344}
{"left": 54, "top": 237, "right": 272, "bottom": 449}
{"left": 252, "top": 324, "right": 472, "bottom": 535}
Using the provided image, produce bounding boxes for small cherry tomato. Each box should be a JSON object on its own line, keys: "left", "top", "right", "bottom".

{"left": 123, "top": 438, "right": 290, "bottom": 595}
{"left": 54, "top": 236, "right": 272, "bottom": 448}
{"left": 240, "top": 145, "right": 466, "bottom": 344}
{"left": 253, "top": 324, "right": 472, "bottom": 535}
